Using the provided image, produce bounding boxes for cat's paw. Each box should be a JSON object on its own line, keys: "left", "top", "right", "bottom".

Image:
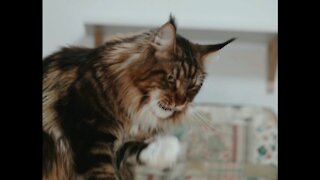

{"left": 139, "top": 135, "right": 180, "bottom": 169}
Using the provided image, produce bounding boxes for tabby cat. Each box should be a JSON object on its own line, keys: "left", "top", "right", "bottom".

{"left": 43, "top": 16, "right": 235, "bottom": 180}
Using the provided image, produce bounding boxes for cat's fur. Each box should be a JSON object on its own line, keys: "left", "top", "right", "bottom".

{"left": 43, "top": 16, "right": 234, "bottom": 180}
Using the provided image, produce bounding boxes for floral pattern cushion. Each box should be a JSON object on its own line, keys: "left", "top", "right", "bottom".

{"left": 134, "top": 104, "right": 278, "bottom": 180}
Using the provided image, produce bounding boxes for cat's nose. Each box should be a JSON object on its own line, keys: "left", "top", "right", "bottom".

{"left": 174, "top": 94, "right": 187, "bottom": 106}
{"left": 175, "top": 101, "right": 187, "bottom": 111}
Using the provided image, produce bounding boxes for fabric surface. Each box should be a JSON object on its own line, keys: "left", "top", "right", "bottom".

{"left": 134, "top": 104, "right": 278, "bottom": 180}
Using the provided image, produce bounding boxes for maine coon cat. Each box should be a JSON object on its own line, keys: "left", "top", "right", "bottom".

{"left": 43, "top": 16, "right": 235, "bottom": 180}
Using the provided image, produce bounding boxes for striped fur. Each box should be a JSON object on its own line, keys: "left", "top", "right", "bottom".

{"left": 43, "top": 16, "right": 234, "bottom": 180}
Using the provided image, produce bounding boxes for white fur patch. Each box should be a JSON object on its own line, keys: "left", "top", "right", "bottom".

{"left": 139, "top": 135, "right": 180, "bottom": 169}
{"left": 130, "top": 91, "right": 162, "bottom": 135}
{"left": 129, "top": 104, "right": 159, "bottom": 135}
{"left": 152, "top": 104, "right": 174, "bottom": 119}
{"left": 129, "top": 90, "right": 188, "bottom": 135}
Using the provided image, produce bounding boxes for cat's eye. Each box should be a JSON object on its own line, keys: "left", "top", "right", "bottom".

{"left": 188, "top": 83, "right": 202, "bottom": 92}
{"left": 167, "top": 74, "right": 175, "bottom": 82}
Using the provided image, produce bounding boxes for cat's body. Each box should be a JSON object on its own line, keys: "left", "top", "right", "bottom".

{"left": 43, "top": 17, "right": 234, "bottom": 180}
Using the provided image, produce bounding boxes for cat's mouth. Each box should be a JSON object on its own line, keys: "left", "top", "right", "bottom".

{"left": 152, "top": 102, "right": 175, "bottom": 119}
{"left": 158, "top": 102, "right": 173, "bottom": 111}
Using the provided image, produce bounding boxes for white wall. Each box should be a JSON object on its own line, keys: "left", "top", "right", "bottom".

{"left": 195, "top": 46, "right": 278, "bottom": 115}
{"left": 43, "top": 0, "right": 277, "bottom": 57}
{"left": 43, "top": 0, "right": 278, "bottom": 115}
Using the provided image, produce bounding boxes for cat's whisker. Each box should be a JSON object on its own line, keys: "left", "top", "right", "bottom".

{"left": 186, "top": 105, "right": 218, "bottom": 134}
{"left": 191, "top": 107, "right": 226, "bottom": 146}
{"left": 187, "top": 113, "right": 204, "bottom": 130}
{"left": 193, "top": 110, "right": 217, "bottom": 132}
{"left": 184, "top": 108, "right": 229, "bottom": 157}
{"left": 182, "top": 106, "right": 199, "bottom": 125}
{"left": 195, "top": 111, "right": 224, "bottom": 140}
{"left": 195, "top": 110, "right": 228, "bottom": 145}
{"left": 183, "top": 107, "right": 210, "bottom": 140}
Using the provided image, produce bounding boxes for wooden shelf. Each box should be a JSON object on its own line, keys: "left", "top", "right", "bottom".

{"left": 267, "top": 35, "right": 278, "bottom": 93}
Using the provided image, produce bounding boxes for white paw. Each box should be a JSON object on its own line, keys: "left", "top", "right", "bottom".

{"left": 139, "top": 135, "right": 180, "bottom": 169}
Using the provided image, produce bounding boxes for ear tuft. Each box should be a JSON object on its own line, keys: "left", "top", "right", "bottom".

{"left": 168, "top": 14, "right": 177, "bottom": 31}
{"left": 196, "top": 38, "right": 236, "bottom": 59}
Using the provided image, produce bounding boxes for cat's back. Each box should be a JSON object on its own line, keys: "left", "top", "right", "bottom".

{"left": 43, "top": 47, "right": 97, "bottom": 93}
{"left": 43, "top": 47, "right": 100, "bottom": 135}
{"left": 43, "top": 47, "right": 94, "bottom": 77}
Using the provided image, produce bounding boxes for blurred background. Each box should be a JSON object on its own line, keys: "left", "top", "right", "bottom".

{"left": 43, "top": 0, "right": 277, "bottom": 179}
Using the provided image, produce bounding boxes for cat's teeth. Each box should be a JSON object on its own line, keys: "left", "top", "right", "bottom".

{"left": 153, "top": 103, "right": 174, "bottom": 119}
{"left": 157, "top": 103, "right": 173, "bottom": 112}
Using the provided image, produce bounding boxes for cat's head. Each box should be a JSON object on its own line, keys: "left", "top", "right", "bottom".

{"left": 123, "top": 16, "right": 234, "bottom": 130}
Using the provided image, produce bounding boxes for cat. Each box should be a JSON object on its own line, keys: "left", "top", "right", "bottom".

{"left": 43, "top": 16, "right": 235, "bottom": 180}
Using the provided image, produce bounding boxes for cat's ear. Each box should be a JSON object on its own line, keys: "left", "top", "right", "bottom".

{"left": 152, "top": 16, "right": 177, "bottom": 59}
{"left": 195, "top": 38, "right": 236, "bottom": 60}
